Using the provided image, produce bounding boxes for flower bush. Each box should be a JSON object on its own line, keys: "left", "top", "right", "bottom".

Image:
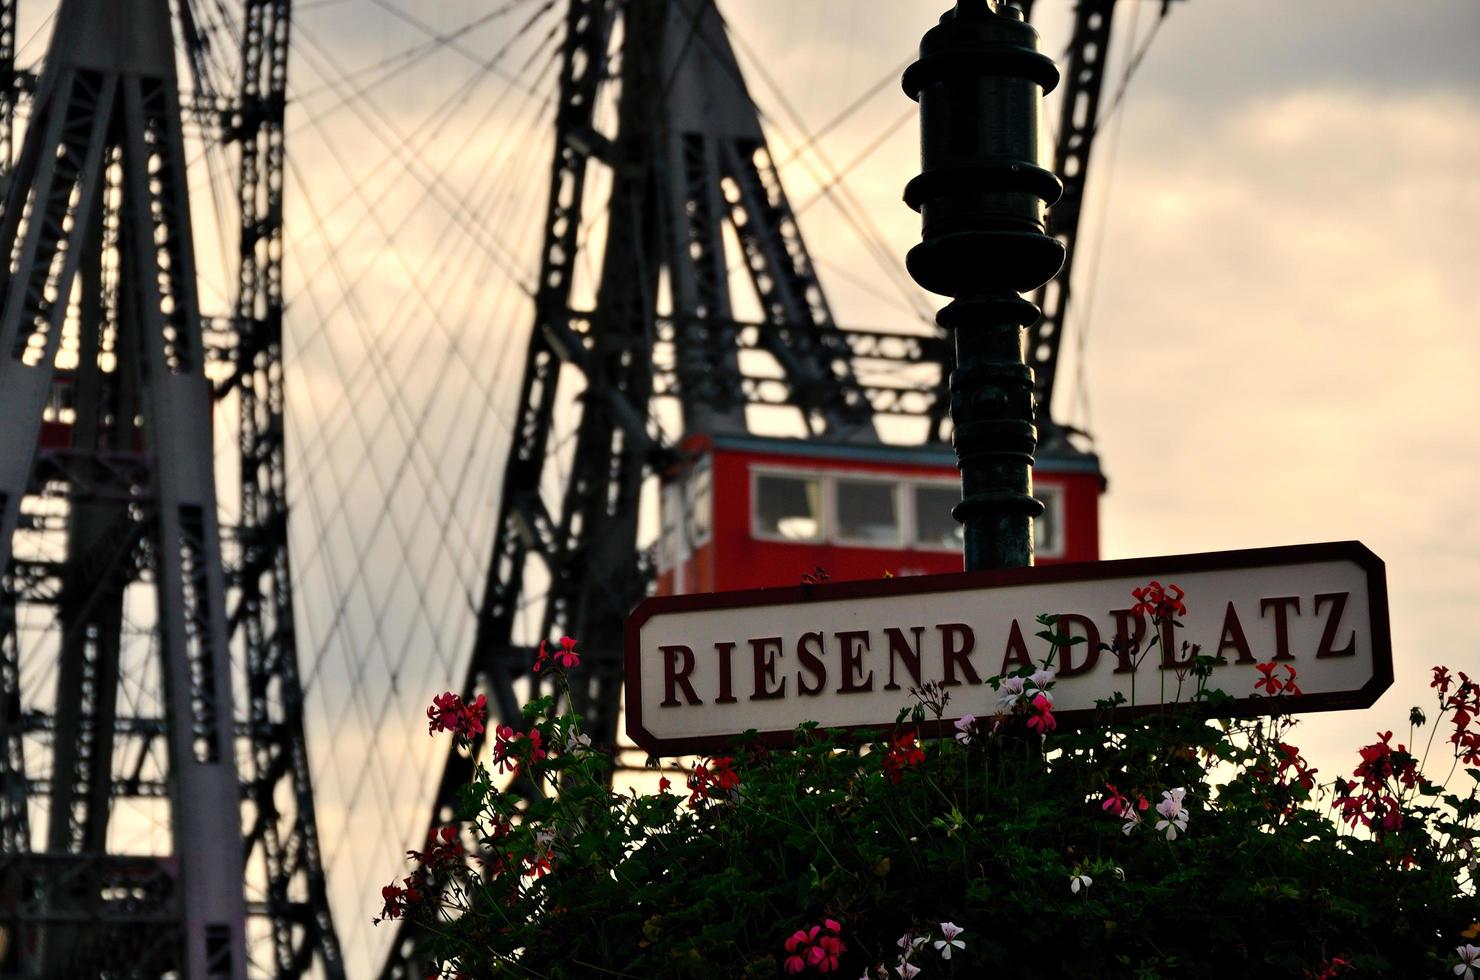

{"left": 381, "top": 595, "right": 1480, "bottom": 978}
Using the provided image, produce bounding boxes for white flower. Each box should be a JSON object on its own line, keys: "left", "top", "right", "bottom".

{"left": 1154, "top": 787, "right": 1190, "bottom": 839}
{"left": 895, "top": 962, "right": 921, "bottom": 979}
{"left": 1070, "top": 873, "right": 1092, "bottom": 894}
{"left": 1029, "top": 666, "right": 1057, "bottom": 696}
{"left": 897, "top": 931, "right": 926, "bottom": 952}
{"left": 953, "top": 715, "right": 976, "bottom": 745}
{"left": 1457, "top": 944, "right": 1480, "bottom": 979}
{"left": 1121, "top": 809, "right": 1141, "bottom": 836}
{"left": 997, "top": 676, "right": 1026, "bottom": 711}
{"left": 563, "top": 729, "right": 592, "bottom": 752}
{"left": 933, "top": 921, "right": 966, "bottom": 959}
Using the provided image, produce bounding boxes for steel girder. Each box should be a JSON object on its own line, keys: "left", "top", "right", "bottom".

{"left": 1026, "top": 0, "right": 1117, "bottom": 438}
{"left": 0, "top": 0, "right": 247, "bottom": 972}
{"left": 225, "top": 0, "right": 347, "bottom": 975}
{"left": 380, "top": 0, "right": 882, "bottom": 974}
{"left": 0, "top": 0, "right": 342, "bottom": 975}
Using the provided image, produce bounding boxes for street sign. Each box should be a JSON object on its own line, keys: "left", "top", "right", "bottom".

{"left": 623, "top": 541, "right": 1391, "bottom": 756}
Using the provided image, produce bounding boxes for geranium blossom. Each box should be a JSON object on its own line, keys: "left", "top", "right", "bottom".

{"left": 1131, "top": 580, "right": 1186, "bottom": 621}
{"left": 933, "top": 921, "right": 965, "bottom": 959}
{"left": 954, "top": 715, "right": 976, "bottom": 745}
{"left": 781, "top": 919, "right": 846, "bottom": 974}
{"left": 534, "top": 635, "right": 582, "bottom": 672}
{"left": 1456, "top": 944, "right": 1480, "bottom": 980}
{"left": 427, "top": 692, "right": 487, "bottom": 741}
{"left": 1070, "top": 873, "right": 1092, "bottom": 894}
{"left": 997, "top": 676, "right": 1026, "bottom": 712}
{"left": 882, "top": 731, "right": 926, "bottom": 784}
{"left": 1025, "top": 693, "right": 1056, "bottom": 734}
{"left": 492, "top": 725, "right": 546, "bottom": 777}
{"left": 688, "top": 756, "right": 741, "bottom": 804}
{"left": 1155, "top": 787, "right": 1190, "bottom": 840}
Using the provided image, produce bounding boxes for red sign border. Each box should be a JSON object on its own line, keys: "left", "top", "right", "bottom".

{"left": 623, "top": 541, "right": 1392, "bottom": 756}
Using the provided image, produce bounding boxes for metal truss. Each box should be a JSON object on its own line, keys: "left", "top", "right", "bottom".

{"left": 0, "top": 0, "right": 340, "bottom": 976}
{"left": 383, "top": 0, "right": 1146, "bottom": 973}
{"left": 223, "top": 0, "right": 346, "bottom": 975}
{"left": 381, "top": 0, "right": 880, "bottom": 973}
{"left": 0, "top": 2, "right": 246, "bottom": 972}
{"left": 1026, "top": 0, "right": 1117, "bottom": 437}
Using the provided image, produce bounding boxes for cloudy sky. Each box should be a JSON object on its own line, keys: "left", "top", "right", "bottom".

{"left": 14, "top": 0, "right": 1478, "bottom": 974}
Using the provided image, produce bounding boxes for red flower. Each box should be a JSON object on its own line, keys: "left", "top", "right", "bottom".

{"left": 1130, "top": 580, "right": 1187, "bottom": 621}
{"left": 555, "top": 636, "right": 581, "bottom": 668}
{"left": 1306, "top": 956, "right": 1352, "bottom": 979}
{"left": 814, "top": 934, "right": 844, "bottom": 971}
{"left": 780, "top": 919, "right": 846, "bottom": 974}
{"left": 1026, "top": 693, "right": 1056, "bottom": 734}
{"left": 1282, "top": 664, "right": 1303, "bottom": 696}
{"left": 658, "top": 776, "right": 672, "bottom": 793}
{"left": 492, "top": 725, "right": 547, "bottom": 777}
{"left": 374, "top": 873, "right": 427, "bottom": 923}
{"left": 1433, "top": 666, "right": 1453, "bottom": 695}
{"left": 687, "top": 756, "right": 741, "bottom": 804}
{"left": 1275, "top": 742, "right": 1318, "bottom": 791}
{"left": 522, "top": 850, "right": 554, "bottom": 878}
{"left": 536, "top": 635, "right": 583, "bottom": 672}
{"left": 1254, "top": 662, "right": 1284, "bottom": 696}
{"left": 881, "top": 731, "right": 926, "bottom": 784}
{"left": 427, "top": 692, "right": 487, "bottom": 741}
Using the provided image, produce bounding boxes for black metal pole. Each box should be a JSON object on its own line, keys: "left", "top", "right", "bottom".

{"left": 903, "top": 0, "right": 1064, "bottom": 571}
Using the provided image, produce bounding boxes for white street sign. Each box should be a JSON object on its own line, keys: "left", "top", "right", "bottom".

{"left": 623, "top": 542, "right": 1391, "bottom": 755}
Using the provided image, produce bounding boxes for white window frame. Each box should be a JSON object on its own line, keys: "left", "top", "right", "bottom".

{"left": 1033, "top": 483, "right": 1067, "bottom": 560}
{"left": 685, "top": 460, "right": 714, "bottom": 549}
{"left": 910, "top": 478, "right": 965, "bottom": 553}
{"left": 749, "top": 465, "right": 827, "bottom": 544}
{"left": 830, "top": 472, "right": 906, "bottom": 549}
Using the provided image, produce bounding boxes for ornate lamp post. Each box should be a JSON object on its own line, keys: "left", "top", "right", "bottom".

{"left": 903, "top": 0, "right": 1064, "bottom": 570}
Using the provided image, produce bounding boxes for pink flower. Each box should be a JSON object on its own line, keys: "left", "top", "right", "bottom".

{"left": 997, "top": 676, "right": 1026, "bottom": 711}
{"left": 1026, "top": 693, "right": 1056, "bottom": 734}
{"left": 815, "top": 935, "right": 844, "bottom": 971}
{"left": 1455, "top": 944, "right": 1480, "bottom": 980}
{"left": 781, "top": 919, "right": 846, "bottom": 974}
{"left": 492, "top": 725, "right": 546, "bottom": 776}
{"left": 933, "top": 921, "right": 966, "bottom": 959}
{"left": 426, "top": 692, "right": 487, "bottom": 741}
{"left": 534, "top": 635, "right": 582, "bottom": 672}
{"left": 1154, "top": 787, "right": 1190, "bottom": 840}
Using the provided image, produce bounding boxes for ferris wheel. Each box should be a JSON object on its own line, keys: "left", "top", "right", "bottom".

{"left": 0, "top": 0, "right": 1172, "bottom": 975}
